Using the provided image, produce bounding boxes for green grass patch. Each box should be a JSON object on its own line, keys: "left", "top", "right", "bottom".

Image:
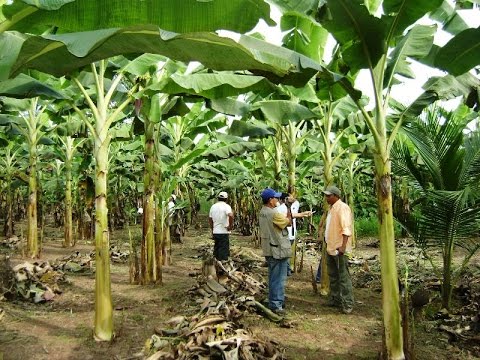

{"left": 355, "top": 217, "right": 402, "bottom": 238}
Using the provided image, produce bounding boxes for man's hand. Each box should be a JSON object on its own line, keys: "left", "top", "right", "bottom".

{"left": 337, "top": 244, "right": 347, "bottom": 255}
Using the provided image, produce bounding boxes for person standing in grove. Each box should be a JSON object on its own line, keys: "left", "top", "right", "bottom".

{"left": 322, "top": 185, "right": 354, "bottom": 314}
{"left": 278, "top": 193, "right": 312, "bottom": 275}
{"left": 259, "top": 188, "right": 292, "bottom": 315}
{"left": 209, "top": 191, "right": 234, "bottom": 261}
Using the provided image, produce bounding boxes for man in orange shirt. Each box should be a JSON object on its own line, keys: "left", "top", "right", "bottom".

{"left": 322, "top": 186, "right": 354, "bottom": 314}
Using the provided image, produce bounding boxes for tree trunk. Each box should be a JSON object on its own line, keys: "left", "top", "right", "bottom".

{"left": 273, "top": 131, "right": 282, "bottom": 189}
{"left": 64, "top": 152, "right": 73, "bottom": 247}
{"left": 93, "top": 110, "right": 113, "bottom": 342}
{"left": 374, "top": 153, "right": 404, "bottom": 360}
{"left": 442, "top": 239, "right": 454, "bottom": 309}
{"left": 347, "top": 163, "right": 356, "bottom": 248}
{"left": 4, "top": 183, "right": 14, "bottom": 237}
{"left": 26, "top": 168, "right": 38, "bottom": 258}
{"left": 26, "top": 103, "right": 39, "bottom": 258}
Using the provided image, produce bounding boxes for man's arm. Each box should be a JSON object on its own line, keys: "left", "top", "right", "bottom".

{"left": 273, "top": 211, "right": 291, "bottom": 229}
{"left": 338, "top": 205, "right": 352, "bottom": 254}
{"left": 338, "top": 234, "right": 349, "bottom": 255}
{"left": 208, "top": 217, "right": 213, "bottom": 234}
{"left": 292, "top": 211, "right": 313, "bottom": 218}
{"left": 227, "top": 212, "right": 234, "bottom": 231}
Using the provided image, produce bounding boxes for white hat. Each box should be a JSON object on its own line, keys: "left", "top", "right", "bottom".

{"left": 218, "top": 191, "right": 228, "bottom": 199}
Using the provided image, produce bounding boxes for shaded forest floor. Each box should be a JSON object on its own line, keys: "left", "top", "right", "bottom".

{"left": 1, "top": 217, "right": 479, "bottom": 360}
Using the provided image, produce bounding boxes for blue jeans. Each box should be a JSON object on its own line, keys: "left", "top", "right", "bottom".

{"left": 266, "top": 256, "right": 289, "bottom": 311}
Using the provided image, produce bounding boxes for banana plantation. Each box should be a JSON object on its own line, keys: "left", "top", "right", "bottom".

{"left": 1, "top": 1, "right": 480, "bottom": 359}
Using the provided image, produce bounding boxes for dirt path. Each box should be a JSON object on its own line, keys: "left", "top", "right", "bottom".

{"left": 0, "top": 223, "right": 475, "bottom": 360}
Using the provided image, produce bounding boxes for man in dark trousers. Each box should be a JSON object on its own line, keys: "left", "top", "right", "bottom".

{"left": 209, "top": 191, "right": 234, "bottom": 260}
{"left": 322, "top": 185, "right": 354, "bottom": 314}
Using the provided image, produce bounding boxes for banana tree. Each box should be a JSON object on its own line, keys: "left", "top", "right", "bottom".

{"left": 393, "top": 105, "right": 480, "bottom": 309}
{"left": 69, "top": 59, "right": 137, "bottom": 341}
{"left": 50, "top": 113, "right": 88, "bottom": 247}
{"left": 309, "top": 2, "right": 477, "bottom": 357}
{"left": 0, "top": 143, "right": 21, "bottom": 237}
{"left": 0, "top": 97, "right": 54, "bottom": 257}
{"left": 0, "top": 0, "right": 363, "bottom": 346}
{"left": 107, "top": 134, "right": 143, "bottom": 230}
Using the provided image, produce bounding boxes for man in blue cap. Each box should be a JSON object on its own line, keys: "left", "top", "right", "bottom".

{"left": 259, "top": 188, "right": 292, "bottom": 315}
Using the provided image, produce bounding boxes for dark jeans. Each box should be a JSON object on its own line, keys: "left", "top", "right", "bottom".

{"left": 213, "top": 233, "right": 230, "bottom": 260}
{"left": 266, "top": 256, "right": 289, "bottom": 311}
{"left": 316, "top": 260, "right": 322, "bottom": 283}
{"left": 326, "top": 253, "right": 354, "bottom": 310}
{"left": 287, "top": 239, "right": 294, "bottom": 275}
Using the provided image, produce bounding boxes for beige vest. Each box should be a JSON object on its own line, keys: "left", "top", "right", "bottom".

{"left": 259, "top": 206, "right": 292, "bottom": 259}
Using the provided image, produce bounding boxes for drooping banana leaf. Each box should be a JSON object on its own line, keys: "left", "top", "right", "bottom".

{"left": 1, "top": 0, "right": 273, "bottom": 34}
{"left": 253, "top": 100, "right": 318, "bottom": 125}
{"left": 10, "top": 29, "right": 322, "bottom": 87}
{"left": 229, "top": 119, "right": 276, "bottom": 138}
{"left": 0, "top": 73, "right": 65, "bottom": 98}
{"left": 435, "top": 27, "right": 480, "bottom": 76}
{"left": 152, "top": 73, "right": 276, "bottom": 99}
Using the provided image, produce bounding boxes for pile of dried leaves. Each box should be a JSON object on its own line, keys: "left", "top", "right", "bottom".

{"left": 52, "top": 251, "right": 94, "bottom": 273}
{"left": 51, "top": 245, "right": 130, "bottom": 274}
{"left": 109, "top": 245, "right": 130, "bottom": 263}
{"left": 434, "top": 270, "right": 480, "bottom": 355}
{"left": 142, "top": 251, "right": 285, "bottom": 360}
{"left": 0, "top": 235, "right": 22, "bottom": 249}
{"left": 2, "top": 260, "right": 66, "bottom": 303}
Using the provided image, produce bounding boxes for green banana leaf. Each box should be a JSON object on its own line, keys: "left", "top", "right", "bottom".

{"left": 10, "top": 28, "right": 321, "bottom": 87}
{"left": 435, "top": 27, "right": 480, "bottom": 76}
{"left": 280, "top": 12, "right": 328, "bottom": 62}
{"left": 209, "top": 98, "right": 252, "bottom": 117}
{"left": 253, "top": 100, "right": 318, "bottom": 125}
{"left": 0, "top": 73, "right": 65, "bottom": 98}
{"left": 229, "top": 119, "right": 275, "bottom": 138}
{"left": 205, "top": 134, "right": 263, "bottom": 160}
{"left": 153, "top": 73, "right": 276, "bottom": 99}
{"left": 2, "top": 0, "right": 273, "bottom": 34}
{"left": 384, "top": 25, "right": 436, "bottom": 89}
{"left": 317, "top": 0, "right": 442, "bottom": 73}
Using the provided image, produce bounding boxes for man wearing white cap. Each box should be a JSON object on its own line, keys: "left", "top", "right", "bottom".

{"left": 322, "top": 185, "right": 354, "bottom": 314}
{"left": 209, "top": 191, "right": 234, "bottom": 260}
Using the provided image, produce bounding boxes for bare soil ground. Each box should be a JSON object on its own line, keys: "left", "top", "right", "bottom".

{"left": 0, "top": 220, "right": 478, "bottom": 360}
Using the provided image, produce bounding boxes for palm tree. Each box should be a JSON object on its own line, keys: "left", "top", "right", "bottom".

{"left": 393, "top": 105, "right": 480, "bottom": 309}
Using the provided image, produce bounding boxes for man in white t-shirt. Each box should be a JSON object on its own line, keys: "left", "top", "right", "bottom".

{"left": 209, "top": 191, "right": 234, "bottom": 260}
{"left": 281, "top": 193, "right": 313, "bottom": 275}
{"left": 168, "top": 194, "right": 181, "bottom": 242}
{"left": 168, "top": 195, "right": 176, "bottom": 226}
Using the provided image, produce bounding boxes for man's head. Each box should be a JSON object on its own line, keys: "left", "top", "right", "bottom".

{"left": 322, "top": 186, "right": 341, "bottom": 205}
{"left": 261, "top": 188, "right": 282, "bottom": 206}
{"left": 279, "top": 192, "right": 289, "bottom": 204}
{"left": 218, "top": 191, "right": 228, "bottom": 201}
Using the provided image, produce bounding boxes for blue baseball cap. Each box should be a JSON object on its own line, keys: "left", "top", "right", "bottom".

{"left": 261, "top": 188, "right": 282, "bottom": 201}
